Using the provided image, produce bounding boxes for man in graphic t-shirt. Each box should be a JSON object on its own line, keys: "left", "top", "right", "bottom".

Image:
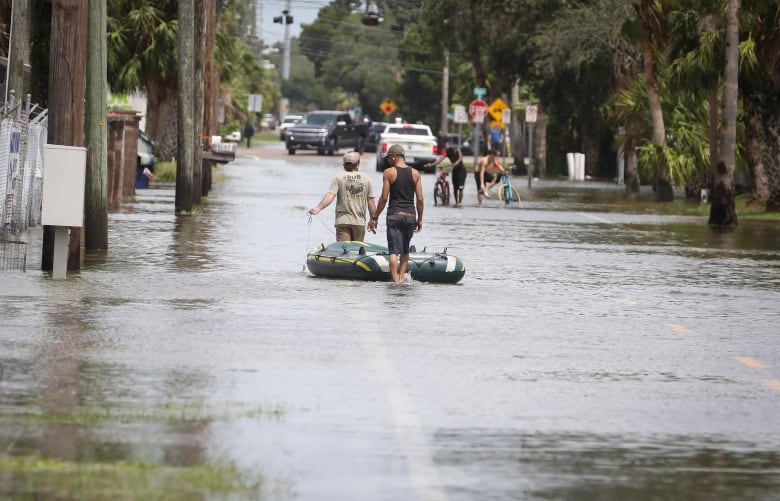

{"left": 309, "top": 151, "right": 376, "bottom": 242}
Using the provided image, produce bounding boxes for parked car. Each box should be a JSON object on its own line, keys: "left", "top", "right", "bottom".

{"left": 260, "top": 114, "right": 277, "bottom": 131}
{"left": 363, "top": 121, "right": 387, "bottom": 153}
{"left": 458, "top": 133, "right": 487, "bottom": 156}
{"left": 278, "top": 114, "right": 304, "bottom": 141}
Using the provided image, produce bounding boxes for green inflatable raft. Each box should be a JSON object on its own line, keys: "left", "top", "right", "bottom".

{"left": 306, "top": 241, "right": 465, "bottom": 283}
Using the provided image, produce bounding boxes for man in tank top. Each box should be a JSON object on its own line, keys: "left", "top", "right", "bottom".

{"left": 370, "top": 144, "right": 424, "bottom": 284}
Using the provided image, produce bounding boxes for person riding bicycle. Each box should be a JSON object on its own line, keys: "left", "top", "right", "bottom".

{"left": 425, "top": 139, "right": 466, "bottom": 207}
{"left": 474, "top": 149, "right": 506, "bottom": 207}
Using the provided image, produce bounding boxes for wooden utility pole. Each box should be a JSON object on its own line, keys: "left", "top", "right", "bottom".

{"left": 175, "top": 0, "right": 195, "bottom": 213}
{"left": 202, "top": 0, "right": 218, "bottom": 196}
{"left": 84, "top": 0, "right": 108, "bottom": 250}
{"left": 42, "top": 0, "right": 87, "bottom": 271}
{"left": 6, "top": 0, "right": 30, "bottom": 105}
{"left": 192, "top": 0, "right": 205, "bottom": 204}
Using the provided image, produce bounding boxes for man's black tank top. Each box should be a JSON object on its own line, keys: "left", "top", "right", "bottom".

{"left": 388, "top": 166, "right": 416, "bottom": 215}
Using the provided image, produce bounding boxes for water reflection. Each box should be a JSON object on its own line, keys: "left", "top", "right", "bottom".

{"left": 435, "top": 431, "right": 780, "bottom": 501}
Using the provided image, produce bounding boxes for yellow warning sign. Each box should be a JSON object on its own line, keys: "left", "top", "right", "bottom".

{"left": 380, "top": 99, "right": 397, "bottom": 116}
{"left": 488, "top": 97, "right": 508, "bottom": 122}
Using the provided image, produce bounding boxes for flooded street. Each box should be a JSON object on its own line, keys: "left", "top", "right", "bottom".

{"left": 2, "top": 143, "right": 780, "bottom": 500}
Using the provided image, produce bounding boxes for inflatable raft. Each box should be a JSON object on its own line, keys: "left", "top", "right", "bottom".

{"left": 306, "top": 241, "right": 465, "bottom": 283}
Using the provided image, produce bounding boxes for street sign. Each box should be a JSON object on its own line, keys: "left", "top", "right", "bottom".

{"left": 502, "top": 108, "right": 512, "bottom": 124}
{"left": 474, "top": 87, "right": 487, "bottom": 98}
{"left": 469, "top": 99, "right": 488, "bottom": 118}
{"left": 525, "top": 105, "right": 538, "bottom": 123}
{"left": 453, "top": 105, "right": 468, "bottom": 124}
{"left": 488, "top": 97, "right": 508, "bottom": 121}
{"left": 248, "top": 94, "right": 263, "bottom": 113}
{"left": 473, "top": 107, "right": 488, "bottom": 124}
{"left": 380, "top": 98, "right": 397, "bottom": 116}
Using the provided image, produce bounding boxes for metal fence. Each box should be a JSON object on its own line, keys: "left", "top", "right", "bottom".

{"left": 0, "top": 92, "right": 48, "bottom": 271}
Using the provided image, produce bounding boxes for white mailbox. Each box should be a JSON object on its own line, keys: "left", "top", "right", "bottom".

{"left": 41, "top": 145, "right": 87, "bottom": 227}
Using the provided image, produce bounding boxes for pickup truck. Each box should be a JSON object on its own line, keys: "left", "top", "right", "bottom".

{"left": 285, "top": 111, "right": 368, "bottom": 156}
{"left": 375, "top": 122, "right": 439, "bottom": 173}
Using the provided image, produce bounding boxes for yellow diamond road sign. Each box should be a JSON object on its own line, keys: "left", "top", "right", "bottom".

{"left": 488, "top": 97, "right": 508, "bottom": 122}
{"left": 380, "top": 99, "right": 397, "bottom": 116}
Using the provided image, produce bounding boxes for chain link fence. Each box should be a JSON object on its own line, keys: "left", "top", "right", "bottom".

{"left": 0, "top": 92, "right": 48, "bottom": 271}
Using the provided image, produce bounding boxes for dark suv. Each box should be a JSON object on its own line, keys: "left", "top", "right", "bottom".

{"left": 285, "top": 111, "right": 369, "bottom": 155}
{"left": 363, "top": 122, "right": 387, "bottom": 153}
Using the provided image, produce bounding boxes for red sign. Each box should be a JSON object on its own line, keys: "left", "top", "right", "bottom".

{"left": 469, "top": 99, "right": 488, "bottom": 117}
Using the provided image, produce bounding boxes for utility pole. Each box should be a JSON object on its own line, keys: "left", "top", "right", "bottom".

{"left": 273, "top": 0, "right": 293, "bottom": 80}
{"left": 85, "top": 0, "right": 108, "bottom": 250}
{"left": 440, "top": 48, "right": 449, "bottom": 135}
{"left": 176, "top": 0, "right": 195, "bottom": 213}
{"left": 282, "top": 0, "right": 291, "bottom": 80}
{"left": 6, "top": 0, "right": 30, "bottom": 106}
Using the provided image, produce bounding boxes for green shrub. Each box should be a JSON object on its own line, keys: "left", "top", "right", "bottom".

{"left": 153, "top": 161, "right": 176, "bottom": 182}
{"left": 220, "top": 120, "right": 241, "bottom": 137}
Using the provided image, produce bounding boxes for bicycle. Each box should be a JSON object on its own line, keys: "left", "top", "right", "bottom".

{"left": 433, "top": 167, "right": 451, "bottom": 206}
{"left": 496, "top": 171, "right": 521, "bottom": 207}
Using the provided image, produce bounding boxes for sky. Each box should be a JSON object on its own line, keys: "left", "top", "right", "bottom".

{"left": 258, "top": 0, "right": 331, "bottom": 46}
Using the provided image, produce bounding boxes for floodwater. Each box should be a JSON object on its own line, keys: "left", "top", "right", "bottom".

{"left": 2, "top": 144, "right": 780, "bottom": 500}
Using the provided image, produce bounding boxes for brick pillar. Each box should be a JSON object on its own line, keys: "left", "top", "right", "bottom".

{"left": 107, "top": 112, "right": 141, "bottom": 209}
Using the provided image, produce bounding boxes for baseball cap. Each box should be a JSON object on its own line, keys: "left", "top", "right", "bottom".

{"left": 343, "top": 151, "right": 360, "bottom": 164}
{"left": 386, "top": 144, "right": 405, "bottom": 157}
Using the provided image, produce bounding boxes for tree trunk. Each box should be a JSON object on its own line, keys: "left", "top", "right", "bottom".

{"left": 145, "top": 76, "right": 176, "bottom": 162}
{"left": 743, "top": 96, "right": 769, "bottom": 204}
{"left": 764, "top": 116, "right": 780, "bottom": 211}
{"left": 175, "top": 0, "right": 194, "bottom": 213}
{"left": 84, "top": 0, "right": 108, "bottom": 251}
{"left": 42, "top": 0, "right": 87, "bottom": 271}
{"left": 625, "top": 143, "right": 640, "bottom": 195}
{"left": 709, "top": 0, "right": 739, "bottom": 227}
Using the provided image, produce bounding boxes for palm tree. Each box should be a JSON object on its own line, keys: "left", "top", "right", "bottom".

{"left": 633, "top": 0, "right": 675, "bottom": 201}
{"left": 108, "top": 0, "right": 179, "bottom": 159}
{"left": 708, "top": 0, "right": 739, "bottom": 226}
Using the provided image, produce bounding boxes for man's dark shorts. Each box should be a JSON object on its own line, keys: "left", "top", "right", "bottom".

{"left": 386, "top": 214, "right": 416, "bottom": 255}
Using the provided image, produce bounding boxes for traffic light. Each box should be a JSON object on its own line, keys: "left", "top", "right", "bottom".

{"left": 361, "top": 12, "right": 383, "bottom": 26}
{"left": 273, "top": 10, "right": 294, "bottom": 24}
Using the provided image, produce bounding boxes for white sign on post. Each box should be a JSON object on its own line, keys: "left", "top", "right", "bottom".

{"left": 453, "top": 105, "right": 468, "bottom": 124}
{"left": 502, "top": 108, "right": 512, "bottom": 124}
{"left": 525, "top": 105, "right": 538, "bottom": 123}
{"left": 473, "top": 108, "right": 488, "bottom": 124}
{"left": 248, "top": 94, "right": 263, "bottom": 113}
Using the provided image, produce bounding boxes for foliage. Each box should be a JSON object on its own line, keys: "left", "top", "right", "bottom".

{"left": 153, "top": 161, "right": 176, "bottom": 182}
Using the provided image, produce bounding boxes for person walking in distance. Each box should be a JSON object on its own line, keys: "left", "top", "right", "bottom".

{"left": 370, "top": 144, "right": 424, "bottom": 284}
{"left": 309, "top": 151, "right": 377, "bottom": 242}
{"left": 425, "top": 139, "right": 466, "bottom": 207}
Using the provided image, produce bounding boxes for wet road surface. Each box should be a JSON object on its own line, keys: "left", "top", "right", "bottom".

{"left": 2, "top": 143, "right": 780, "bottom": 499}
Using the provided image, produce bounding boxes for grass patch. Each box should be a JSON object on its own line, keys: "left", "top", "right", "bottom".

{"left": 0, "top": 455, "right": 281, "bottom": 499}
{"left": 2, "top": 401, "right": 287, "bottom": 425}
{"left": 674, "top": 195, "right": 780, "bottom": 220}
